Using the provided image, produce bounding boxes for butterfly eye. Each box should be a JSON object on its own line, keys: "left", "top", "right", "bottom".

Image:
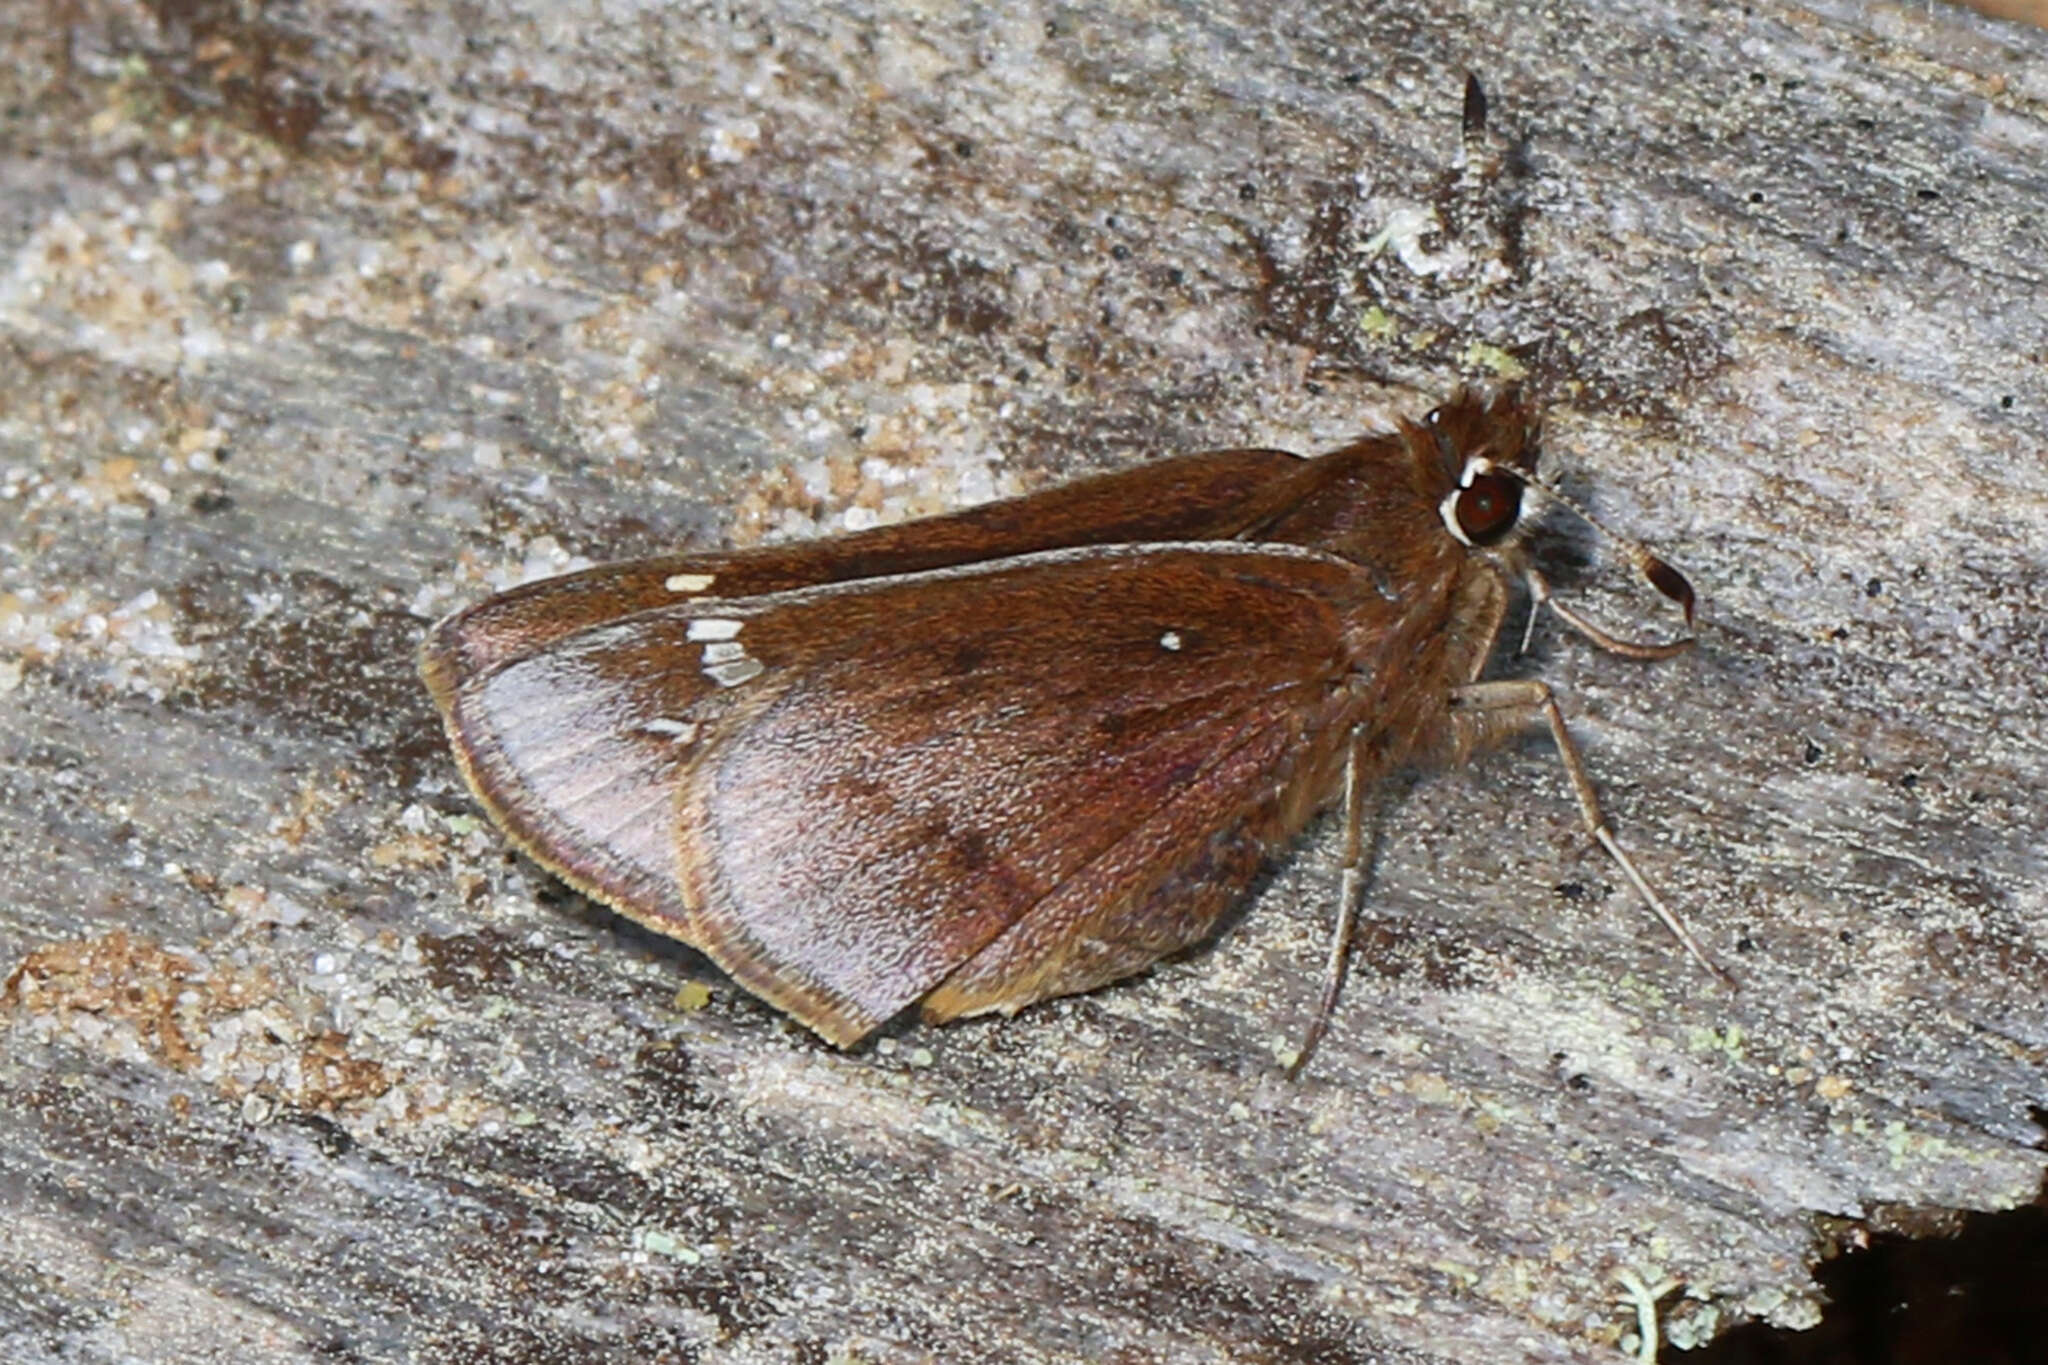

{"left": 1453, "top": 472, "right": 1523, "bottom": 546}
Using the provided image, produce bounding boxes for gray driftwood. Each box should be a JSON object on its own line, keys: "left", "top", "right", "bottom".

{"left": 3, "top": 2, "right": 2045, "bottom": 1361}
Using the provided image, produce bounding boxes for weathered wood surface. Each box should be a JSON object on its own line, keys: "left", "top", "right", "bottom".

{"left": 3, "top": 2, "right": 2045, "bottom": 1361}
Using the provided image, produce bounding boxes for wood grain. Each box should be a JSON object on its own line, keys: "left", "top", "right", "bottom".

{"left": 3, "top": 2, "right": 2045, "bottom": 1361}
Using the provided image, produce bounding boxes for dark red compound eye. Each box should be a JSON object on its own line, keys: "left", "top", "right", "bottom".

{"left": 1453, "top": 472, "right": 1523, "bottom": 546}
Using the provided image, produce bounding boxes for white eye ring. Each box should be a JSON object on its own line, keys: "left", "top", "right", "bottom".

{"left": 1439, "top": 488, "right": 1473, "bottom": 545}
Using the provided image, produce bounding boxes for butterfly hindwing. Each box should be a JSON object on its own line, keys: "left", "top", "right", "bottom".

{"left": 659, "top": 543, "right": 1400, "bottom": 1043}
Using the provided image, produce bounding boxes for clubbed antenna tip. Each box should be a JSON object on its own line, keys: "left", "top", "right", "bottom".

{"left": 1641, "top": 554, "right": 1696, "bottom": 630}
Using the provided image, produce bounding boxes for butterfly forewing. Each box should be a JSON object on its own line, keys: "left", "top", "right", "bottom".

{"left": 422, "top": 446, "right": 1309, "bottom": 684}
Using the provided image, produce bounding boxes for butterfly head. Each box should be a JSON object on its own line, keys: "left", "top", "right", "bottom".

{"left": 1423, "top": 388, "right": 1542, "bottom": 553}
{"left": 1419, "top": 386, "right": 1696, "bottom": 638}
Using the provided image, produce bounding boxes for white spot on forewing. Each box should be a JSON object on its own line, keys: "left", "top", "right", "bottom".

{"left": 700, "top": 641, "right": 745, "bottom": 665}
{"left": 704, "top": 655, "right": 766, "bottom": 688}
{"left": 1159, "top": 630, "right": 1183, "bottom": 652}
{"left": 665, "top": 572, "right": 716, "bottom": 593}
{"left": 686, "top": 618, "right": 743, "bottom": 641}
{"left": 641, "top": 718, "right": 699, "bottom": 742}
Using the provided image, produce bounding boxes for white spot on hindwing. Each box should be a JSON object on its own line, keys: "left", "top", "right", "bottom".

{"left": 641, "top": 717, "right": 700, "bottom": 742}
{"left": 1159, "top": 630, "right": 1184, "bottom": 652}
{"left": 665, "top": 572, "right": 717, "bottom": 593}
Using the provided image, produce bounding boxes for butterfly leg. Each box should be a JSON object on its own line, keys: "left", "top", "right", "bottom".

{"left": 1447, "top": 679, "right": 1732, "bottom": 986}
{"left": 1287, "top": 728, "right": 1381, "bottom": 1078}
